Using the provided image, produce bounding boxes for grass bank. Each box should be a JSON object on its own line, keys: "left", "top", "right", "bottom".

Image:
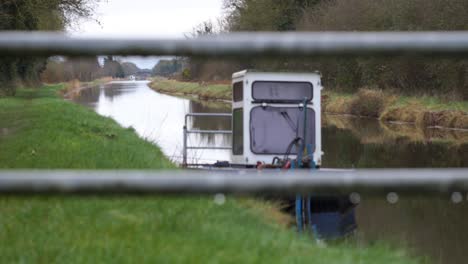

{"left": 0, "top": 85, "right": 422, "bottom": 263}
{"left": 149, "top": 79, "right": 231, "bottom": 101}
{"left": 324, "top": 89, "right": 468, "bottom": 130}
{"left": 149, "top": 79, "right": 468, "bottom": 130}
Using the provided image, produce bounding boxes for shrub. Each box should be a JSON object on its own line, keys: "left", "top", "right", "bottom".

{"left": 182, "top": 68, "right": 191, "bottom": 81}
{"left": 349, "top": 89, "right": 387, "bottom": 118}
{"left": 453, "top": 114, "right": 468, "bottom": 129}
{"left": 418, "top": 110, "right": 468, "bottom": 129}
{"left": 381, "top": 103, "right": 424, "bottom": 123}
{"left": 323, "top": 97, "right": 352, "bottom": 114}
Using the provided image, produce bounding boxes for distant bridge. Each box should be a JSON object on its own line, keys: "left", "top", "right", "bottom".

{"left": 134, "top": 69, "right": 152, "bottom": 80}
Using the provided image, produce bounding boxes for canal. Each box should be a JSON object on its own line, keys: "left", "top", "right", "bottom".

{"left": 75, "top": 80, "right": 468, "bottom": 264}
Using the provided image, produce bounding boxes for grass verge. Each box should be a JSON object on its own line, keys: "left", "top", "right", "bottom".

{"left": 0, "top": 84, "right": 423, "bottom": 263}
{"left": 149, "top": 79, "right": 231, "bottom": 101}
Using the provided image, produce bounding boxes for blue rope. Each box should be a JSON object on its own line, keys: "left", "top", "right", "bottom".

{"left": 306, "top": 152, "right": 320, "bottom": 239}
{"left": 296, "top": 195, "right": 303, "bottom": 233}
{"left": 296, "top": 99, "right": 310, "bottom": 234}
{"left": 292, "top": 162, "right": 303, "bottom": 233}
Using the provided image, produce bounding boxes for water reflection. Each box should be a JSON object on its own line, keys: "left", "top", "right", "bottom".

{"left": 75, "top": 81, "right": 232, "bottom": 164}
{"left": 323, "top": 115, "right": 468, "bottom": 264}
{"left": 357, "top": 197, "right": 468, "bottom": 264}
{"left": 322, "top": 115, "right": 468, "bottom": 168}
{"left": 188, "top": 99, "right": 231, "bottom": 145}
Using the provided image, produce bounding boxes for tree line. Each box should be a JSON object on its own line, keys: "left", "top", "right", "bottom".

{"left": 151, "top": 59, "right": 186, "bottom": 78}
{"left": 0, "top": 0, "right": 99, "bottom": 96}
{"left": 40, "top": 56, "right": 142, "bottom": 83}
{"left": 186, "top": 0, "right": 468, "bottom": 100}
{"left": 42, "top": 56, "right": 185, "bottom": 83}
{"left": 3, "top": 0, "right": 467, "bottom": 99}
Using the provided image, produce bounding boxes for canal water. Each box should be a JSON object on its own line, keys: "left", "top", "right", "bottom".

{"left": 75, "top": 81, "right": 468, "bottom": 264}
{"left": 75, "top": 81, "right": 231, "bottom": 164}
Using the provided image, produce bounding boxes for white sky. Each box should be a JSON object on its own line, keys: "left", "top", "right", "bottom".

{"left": 72, "top": 0, "right": 223, "bottom": 69}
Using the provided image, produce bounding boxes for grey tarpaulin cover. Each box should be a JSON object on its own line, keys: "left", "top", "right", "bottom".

{"left": 250, "top": 106, "right": 315, "bottom": 154}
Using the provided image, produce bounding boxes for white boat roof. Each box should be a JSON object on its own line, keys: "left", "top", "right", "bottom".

{"left": 232, "top": 69, "right": 321, "bottom": 79}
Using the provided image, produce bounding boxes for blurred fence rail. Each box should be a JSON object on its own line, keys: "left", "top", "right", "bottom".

{"left": 1, "top": 31, "right": 468, "bottom": 196}
{"left": 0, "top": 169, "right": 468, "bottom": 196}
{"left": 2, "top": 31, "right": 468, "bottom": 57}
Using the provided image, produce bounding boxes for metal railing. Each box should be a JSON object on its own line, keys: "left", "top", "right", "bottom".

{"left": 182, "top": 113, "right": 232, "bottom": 167}
{"left": 1, "top": 169, "right": 467, "bottom": 196}
{"left": 2, "top": 31, "right": 468, "bottom": 57}
{"left": 0, "top": 31, "right": 468, "bottom": 195}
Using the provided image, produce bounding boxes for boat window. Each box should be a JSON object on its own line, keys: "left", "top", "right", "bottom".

{"left": 233, "top": 82, "right": 243, "bottom": 102}
{"left": 252, "top": 81, "right": 313, "bottom": 103}
{"left": 232, "top": 108, "right": 243, "bottom": 155}
{"left": 250, "top": 106, "right": 315, "bottom": 155}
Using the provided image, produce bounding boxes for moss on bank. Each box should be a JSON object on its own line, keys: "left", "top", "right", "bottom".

{"left": 0, "top": 84, "right": 423, "bottom": 263}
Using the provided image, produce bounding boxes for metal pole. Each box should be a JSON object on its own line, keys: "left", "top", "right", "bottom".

{"left": 186, "top": 130, "right": 232, "bottom": 134}
{"left": 0, "top": 169, "right": 468, "bottom": 196}
{"left": 187, "top": 147, "right": 232, "bottom": 150}
{"left": 182, "top": 125, "right": 187, "bottom": 168}
{"left": 3, "top": 31, "right": 468, "bottom": 57}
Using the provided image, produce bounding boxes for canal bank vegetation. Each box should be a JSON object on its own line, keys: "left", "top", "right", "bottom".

{"left": 59, "top": 77, "right": 114, "bottom": 99}
{"left": 166, "top": 0, "right": 468, "bottom": 130}
{"left": 0, "top": 0, "right": 146, "bottom": 97}
{"left": 0, "top": 84, "right": 173, "bottom": 169}
{"left": 324, "top": 89, "right": 468, "bottom": 130}
{"left": 41, "top": 56, "right": 138, "bottom": 84}
{"left": 149, "top": 79, "right": 468, "bottom": 130}
{"left": 0, "top": 84, "right": 423, "bottom": 263}
{"left": 183, "top": 0, "right": 468, "bottom": 101}
{"left": 149, "top": 78, "right": 231, "bottom": 101}
{"left": 324, "top": 115, "right": 468, "bottom": 146}
{"left": 0, "top": 0, "right": 99, "bottom": 97}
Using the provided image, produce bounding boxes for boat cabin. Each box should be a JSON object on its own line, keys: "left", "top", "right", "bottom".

{"left": 183, "top": 70, "right": 355, "bottom": 239}
{"left": 231, "top": 70, "right": 323, "bottom": 167}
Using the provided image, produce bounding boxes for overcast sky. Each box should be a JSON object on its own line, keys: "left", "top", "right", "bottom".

{"left": 72, "top": 0, "right": 223, "bottom": 69}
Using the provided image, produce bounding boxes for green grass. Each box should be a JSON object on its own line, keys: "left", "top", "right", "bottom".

{"left": 0, "top": 196, "right": 421, "bottom": 264}
{"left": 394, "top": 95, "right": 468, "bottom": 112}
{"left": 149, "top": 79, "right": 231, "bottom": 100}
{"left": 0, "top": 84, "right": 423, "bottom": 263}
{"left": 0, "top": 85, "right": 173, "bottom": 169}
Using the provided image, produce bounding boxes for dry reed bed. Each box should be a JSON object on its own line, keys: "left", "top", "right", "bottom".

{"left": 324, "top": 89, "right": 468, "bottom": 130}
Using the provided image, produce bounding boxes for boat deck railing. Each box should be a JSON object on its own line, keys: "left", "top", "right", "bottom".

{"left": 183, "top": 113, "right": 232, "bottom": 167}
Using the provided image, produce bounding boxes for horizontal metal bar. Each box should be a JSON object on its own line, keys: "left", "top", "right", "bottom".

{"left": 185, "top": 113, "right": 232, "bottom": 128}
{"left": 0, "top": 169, "right": 468, "bottom": 196}
{"left": 3, "top": 31, "right": 468, "bottom": 57}
{"left": 187, "top": 147, "right": 232, "bottom": 150}
{"left": 186, "top": 113, "right": 232, "bottom": 117}
{"left": 187, "top": 130, "right": 232, "bottom": 134}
